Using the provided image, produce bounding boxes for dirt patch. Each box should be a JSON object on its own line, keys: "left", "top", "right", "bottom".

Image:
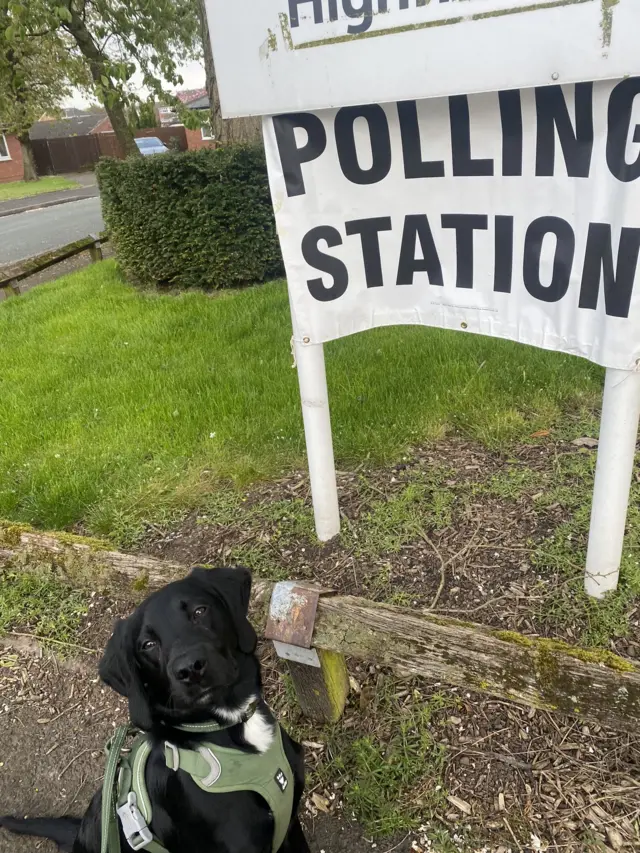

{"left": 142, "top": 438, "right": 640, "bottom": 655}
{"left": 0, "top": 643, "right": 126, "bottom": 853}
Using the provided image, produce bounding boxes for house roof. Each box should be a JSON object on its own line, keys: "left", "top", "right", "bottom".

{"left": 29, "top": 112, "right": 107, "bottom": 140}
{"left": 176, "top": 88, "right": 207, "bottom": 105}
{"left": 185, "top": 94, "right": 210, "bottom": 111}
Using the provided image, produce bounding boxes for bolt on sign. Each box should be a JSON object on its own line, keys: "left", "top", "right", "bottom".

{"left": 204, "top": 0, "right": 640, "bottom": 601}
{"left": 205, "top": 0, "right": 637, "bottom": 116}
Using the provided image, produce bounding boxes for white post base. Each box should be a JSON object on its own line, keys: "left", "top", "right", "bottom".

{"left": 294, "top": 341, "right": 340, "bottom": 542}
{"left": 584, "top": 368, "right": 640, "bottom": 599}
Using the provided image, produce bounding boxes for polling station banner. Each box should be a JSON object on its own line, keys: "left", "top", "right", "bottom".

{"left": 264, "top": 78, "right": 640, "bottom": 370}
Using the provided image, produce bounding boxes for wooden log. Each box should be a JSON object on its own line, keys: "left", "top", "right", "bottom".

{"left": 311, "top": 596, "right": 640, "bottom": 733}
{"left": 2, "top": 521, "right": 639, "bottom": 732}
{"left": 0, "top": 233, "right": 110, "bottom": 290}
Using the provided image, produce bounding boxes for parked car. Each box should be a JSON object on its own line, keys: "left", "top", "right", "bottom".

{"left": 135, "top": 137, "right": 169, "bottom": 156}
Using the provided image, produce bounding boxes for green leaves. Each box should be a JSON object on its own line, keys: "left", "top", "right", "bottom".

{"left": 0, "top": 0, "right": 84, "bottom": 138}
{"left": 96, "top": 146, "right": 283, "bottom": 291}
{"left": 56, "top": 5, "right": 72, "bottom": 22}
{"left": 0, "top": 0, "right": 199, "bottom": 152}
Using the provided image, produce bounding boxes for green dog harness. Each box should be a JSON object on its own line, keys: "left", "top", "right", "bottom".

{"left": 101, "top": 715, "right": 295, "bottom": 853}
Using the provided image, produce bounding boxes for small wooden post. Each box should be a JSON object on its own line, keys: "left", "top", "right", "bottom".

{"left": 89, "top": 236, "right": 103, "bottom": 263}
{"left": 286, "top": 649, "right": 349, "bottom": 723}
{"left": 0, "top": 279, "right": 20, "bottom": 298}
{"left": 265, "top": 582, "right": 350, "bottom": 723}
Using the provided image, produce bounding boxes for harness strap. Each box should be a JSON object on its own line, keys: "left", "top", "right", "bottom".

{"left": 163, "top": 743, "right": 222, "bottom": 785}
{"left": 101, "top": 726, "right": 129, "bottom": 853}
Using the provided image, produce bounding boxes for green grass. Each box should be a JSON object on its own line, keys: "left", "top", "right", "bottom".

{"left": 0, "top": 175, "right": 80, "bottom": 202}
{"left": 315, "top": 682, "right": 455, "bottom": 838}
{"left": 0, "top": 260, "right": 604, "bottom": 537}
{"left": 532, "top": 452, "right": 640, "bottom": 647}
{"left": 0, "top": 569, "right": 88, "bottom": 647}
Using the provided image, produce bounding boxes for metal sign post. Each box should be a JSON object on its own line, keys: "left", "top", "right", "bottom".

{"left": 585, "top": 369, "right": 640, "bottom": 599}
{"left": 293, "top": 340, "right": 340, "bottom": 541}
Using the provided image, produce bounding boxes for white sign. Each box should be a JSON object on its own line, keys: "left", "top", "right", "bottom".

{"left": 205, "top": 0, "right": 640, "bottom": 118}
{"left": 265, "top": 78, "right": 640, "bottom": 370}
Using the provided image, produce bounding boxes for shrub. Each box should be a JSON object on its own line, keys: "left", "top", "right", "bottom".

{"left": 96, "top": 146, "right": 283, "bottom": 289}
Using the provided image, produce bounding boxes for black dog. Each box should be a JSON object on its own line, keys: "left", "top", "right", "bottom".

{"left": 1, "top": 567, "right": 310, "bottom": 853}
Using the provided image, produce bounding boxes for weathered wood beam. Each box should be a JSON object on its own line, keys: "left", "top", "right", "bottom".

{"left": 2, "top": 522, "right": 638, "bottom": 732}
{"left": 0, "top": 233, "right": 108, "bottom": 289}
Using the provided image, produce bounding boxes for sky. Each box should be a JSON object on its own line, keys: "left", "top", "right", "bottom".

{"left": 63, "top": 59, "right": 206, "bottom": 109}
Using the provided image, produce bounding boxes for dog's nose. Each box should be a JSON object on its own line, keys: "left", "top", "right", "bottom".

{"left": 173, "top": 654, "right": 208, "bottom": 684}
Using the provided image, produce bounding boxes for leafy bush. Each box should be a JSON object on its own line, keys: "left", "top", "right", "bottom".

{"left": 96, "top": 146, "right": 283, "bottom": 289}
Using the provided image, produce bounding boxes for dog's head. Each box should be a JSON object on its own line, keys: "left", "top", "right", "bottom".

{"left": 98, "top": 567, "right": 258, "bottom": 730}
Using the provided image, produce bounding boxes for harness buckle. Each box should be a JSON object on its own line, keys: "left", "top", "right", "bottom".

{"left": 165, "top": 741, "right": 180, "bottom": 772}
{"left": 116, "top": 791, "right": 154, "bottom": 850}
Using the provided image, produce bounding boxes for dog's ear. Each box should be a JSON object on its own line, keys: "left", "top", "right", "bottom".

{"left": 190, "top": 566, "right": 257, "bottom": 654}
{"left": 99, "top": 614, "right": 153, "bottom": 731}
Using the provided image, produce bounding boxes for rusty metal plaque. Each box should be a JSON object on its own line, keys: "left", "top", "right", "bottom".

{"left": 265, "top": 582, "right": 321, "bottom": 649}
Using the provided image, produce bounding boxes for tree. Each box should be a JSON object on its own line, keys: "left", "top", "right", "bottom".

{"left": 196, "top": 0, "right": 261, "bottom": 146}
{"left": 137, "top": 99, "right": 159, "bottom": 129}
{"left": 4, "top": 0, "right": 200, "bottom": 159}
{"left": 0, "top": 2, "right": 85, "bottom": 180}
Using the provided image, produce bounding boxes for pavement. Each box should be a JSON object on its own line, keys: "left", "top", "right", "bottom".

{"left": 0, "top": 196, "right": 104, "bottom": 265}
{"left": 0, "top": 172, "right": 100, "bottom": 218}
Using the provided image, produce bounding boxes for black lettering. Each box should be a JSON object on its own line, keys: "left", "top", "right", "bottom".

{"left": 441, "top": 214, "right": 488, "bottom": 288}
{"left": 523, "top": 217, "right": 575, "bottom": 302}
{"left": 579, "top": 223, "right": 640, "bottom": 319}
{"left": 499, "top": 90, "right": 523, "bottom": 176}
{"left": 288, "top": 0, "right": 323, "bottom": 27}
{"left": 449, "top": 95, "right": 494, "bottom": 177}
{"left": 494, "top": 215, "right": 514, "bottom": 293}
{"left": 345, "top": 217, "right": 393, "bottom": 288}
{"left": 328, "top": 0, "right": 338, "bottom": 19}
{"left": 302, "top": 226, "right": 348, "bottom": 302}
{"left": 343, "top": 0, "right": 373, "bottom": 34}
{"left": 335, "top": 105, "right": 392, "bottom": 185}
{"left": 272, "top": 113, "right": 327, "bottom": 198}
{"left": 535, "top": 83, "right": 594, "bottom": 177}
{"left": 606, "top": 77, "right": 640, "bottom": 183}
{"left": 397, "top": 101, "right": 445, "bottom": 179}
{"left": 396, "top": 214, "right": 443, "bottom": 286}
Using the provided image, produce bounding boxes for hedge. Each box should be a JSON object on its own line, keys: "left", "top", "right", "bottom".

{"left": 96, "top": 145, "right": 283, "bottom": 289}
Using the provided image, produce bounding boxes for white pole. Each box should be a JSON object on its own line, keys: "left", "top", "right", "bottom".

{"left": 584, "top": 368, "right": 640, "bottom": 599}
{"left": 294, "top": 340, "right": 340, "bottom": 541}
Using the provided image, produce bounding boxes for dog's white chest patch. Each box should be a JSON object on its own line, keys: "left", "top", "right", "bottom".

{"left": 243, "top": 710, "right": 275, "bottom": 754}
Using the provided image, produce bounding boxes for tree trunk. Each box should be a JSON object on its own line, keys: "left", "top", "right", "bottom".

{"left": 64, "top": 11, "right": 140, "bottom": 158}
{"left": 18, "top": 133, "right": 38, "bottom": 181}
{"left": 197, "top": 0, "right": 262, "bottom": 146}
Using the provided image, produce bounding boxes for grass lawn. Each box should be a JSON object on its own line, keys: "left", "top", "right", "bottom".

{"left": 0, "top": 175, "right": 80, "bottom": 202}
{"left": 0, "top": 260, "right": 604, "bottom": 537}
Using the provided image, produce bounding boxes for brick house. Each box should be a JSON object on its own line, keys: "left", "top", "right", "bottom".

{"left": 0, "top": 132, "right": 24, "bottom": 183}
{"left": 184, "top": 94, "right": 216, "bottom": 149}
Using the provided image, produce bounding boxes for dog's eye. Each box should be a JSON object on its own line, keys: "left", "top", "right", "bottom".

{"left": 141, "top": 640, "right": 157, "bottom": 651}
{"left": 192, "top": 606, "right": 207, "bottom": 619}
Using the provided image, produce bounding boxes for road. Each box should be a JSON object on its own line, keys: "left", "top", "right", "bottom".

{"left": 0, "top": 197, "right": 104, "bottom": 265}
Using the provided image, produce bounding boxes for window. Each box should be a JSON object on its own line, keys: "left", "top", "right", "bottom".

{"left": 0, "top": 134, "right": 10, "bottom": 161}
{"left": 201, "top": 122, "right": 214, "bottom": 141}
